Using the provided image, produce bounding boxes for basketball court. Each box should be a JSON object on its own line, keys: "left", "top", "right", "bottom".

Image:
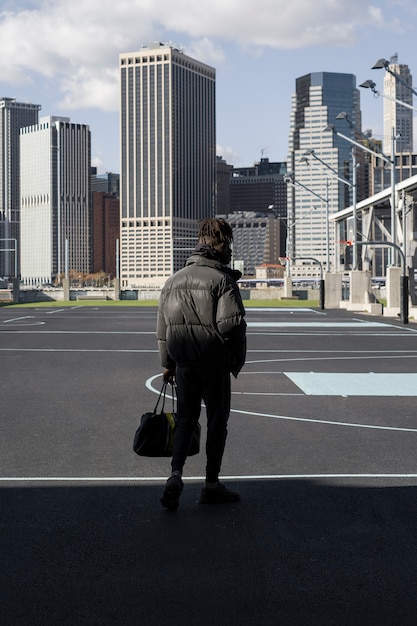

{"left": 2, "top": 305, "right": 417, "bottom": 624}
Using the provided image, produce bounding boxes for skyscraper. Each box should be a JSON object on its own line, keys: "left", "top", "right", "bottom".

{"left": 119, "top": 42, "right": 216, "bottom": 288}
{"left": 20, "top": 116, "right": 91, "bottom": 285}
{"left": 92, "top": 191, "right": 120, "bottom": 277}
{"left": 0, "top": 98, "right": 41, "bottom": 278}
{"left": 287, "top": 72, "right": 362, "bottom": 276}
{"left": 383, "top": 54, "right": 413, "bottom": 155}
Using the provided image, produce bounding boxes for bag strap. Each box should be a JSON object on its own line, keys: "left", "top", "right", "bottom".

{"left": 154, "top": 379, "right": 176, "bottom": 413}
{"left": 154, "top": 380, "right": 168, "bottom": 413}
{"left": 170, "top": 381, "right": 177, "bottom": 413}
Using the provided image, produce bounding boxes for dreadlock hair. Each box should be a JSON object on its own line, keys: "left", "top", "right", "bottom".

{"left": 198, "top": 218, "right": 233, "bottom": 247}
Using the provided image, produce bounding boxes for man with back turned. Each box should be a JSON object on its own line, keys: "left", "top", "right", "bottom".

{"left": 156, "top": 217, "right": 247, "bottom": 511}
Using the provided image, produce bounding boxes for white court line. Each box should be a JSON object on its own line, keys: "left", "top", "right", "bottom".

{"left": 31, "top": 307, "right": 83, "bottom": 312}
{"left": 1, "top": 332, "right": 411, "bottom": 338}
{"left": 3, "top": 316, "right": 35, "bottom": 323}
{"left": 247, "top": 349, "right": 417, "bottom": 354}
{"left": 1, "top": 316, "right": 45, "bottom": 327}
{"left": 233, "top": 392, "right": 304, "bottom": 396}
{"left": 248, "top": 321, "right": 388, "bottom": 328}
{"left": 246, "top": 307, "right": 321, "bottom": 313}
{"left": 0, "top": 330, "right": 154, "bottom": 334}
{"left": 145, "top": 374, "right": 417, "bottom": 432}
{"left": 245, "top": 354, "right": 417, "bottom": 364}
{"left": 1, "top": 350, "right": 415, "bottom": 359}
{"left": 0, "top": 348, "right": 157, "bottom": 353}
{"left": 1, "top": 474, "right": 417, "bottom": 483}
{"left": 230, "top": 406, "right": 417, "bottom": 432}
{"left": 248, "top": 332, "right": 415, "bottom": 336}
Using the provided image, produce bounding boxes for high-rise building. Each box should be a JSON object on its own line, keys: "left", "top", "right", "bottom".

{"left": 287, "top": 72, "right": 363, "bottom": 276}
{"left": 217, "top": 211, "right": 283, "bottom": 276}
{"left": 92, "top": 191, "right": 120, "bottom": 277}
{"left": 228, "top": 158, "right": 287, "bottom": 254}
{"left": 230, "top": 158, "right": 287, "bottom": 218}
{"left": 91, "top": 169, "right": 120, "bottom": 196}
{"left": 216, "top": 156, "right": 233, "bottom": 215}
{"left": 20, "top": 116, "right": 91, "bottom": 285}
{"left": 383, "top": 54, "right": 413, "bottom": 155}
{"left": 0, "top": 98, "right": 41, "bottom": 278}
{"left": 119, "top": 42, "right": 216, "bottom": 288}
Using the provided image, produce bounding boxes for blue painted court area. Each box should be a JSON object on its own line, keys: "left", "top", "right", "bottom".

{"left": 285, "top": 372, "right": 417, "bottom": 396}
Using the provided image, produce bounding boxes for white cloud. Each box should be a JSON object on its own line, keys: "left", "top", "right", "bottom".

{"left": 0, "top": 0, "right": 412, "bottom": 114}
{"left": 59, "top": 68, "right": 119, "bottom": 111}
{"left": 162, "top": 0, "right": 387, "bottom": 48}
{"left": 186, "top": 38, "right": 225, "bottom": 67}
{"left": 216, "top": 144, "right": 240, "bottom": 165}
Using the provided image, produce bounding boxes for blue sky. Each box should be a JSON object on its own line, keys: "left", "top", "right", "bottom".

{"left": 0, "top": 0, "right": 416, "bottom": 172}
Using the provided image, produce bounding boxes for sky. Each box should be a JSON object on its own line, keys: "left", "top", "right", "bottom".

{"left": 0, "top": 0, "right": 416, "bottom": 173}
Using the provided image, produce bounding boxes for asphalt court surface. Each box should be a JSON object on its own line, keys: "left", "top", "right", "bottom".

{"left": 2, "top": 305, "right": 417, "bottom": 624}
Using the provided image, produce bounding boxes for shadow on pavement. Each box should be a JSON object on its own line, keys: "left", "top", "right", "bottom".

{"left": 2, "top": 479, "right": 417, "bottom": 625}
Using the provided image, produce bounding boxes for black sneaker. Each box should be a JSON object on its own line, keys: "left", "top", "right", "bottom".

{"left": 199, "top": 483, "right": 240, "bottom": 504}
{"left": 160, "top": 474, "right": 183, "bottom": 511}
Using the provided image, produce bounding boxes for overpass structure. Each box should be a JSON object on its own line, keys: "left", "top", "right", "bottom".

{"left": 330, "top": 173, "right": 417, "bottom": 280}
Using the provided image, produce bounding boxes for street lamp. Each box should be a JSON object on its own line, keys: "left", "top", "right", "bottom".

{"left": 324, "top": 123, "right": 398, "bottom": 267}
{"left": 335, "top": 111, "right": 390, "bottom": 160}
{"left": 301, "top": 148, "right": 352, "bottom": 186}
{"left": 360, "top": 80, "right": 417, "bottom": 113}
{"left": 359, "top": 82, "right": 406, "bottom": 264}
{"left": 284, "top": 172, "right": 321, "bottom": 274}
{"left": 298, "top": 157, "right": 331, "bottom": 271}
{"left": 300, "top": 149, "right": 356, "bottom": 270}
{"left": 282, "top": 179, "right": 324, "bottom": 307}
{"left": 372, "top": 58, "right": 417, "bottom": 98}
{"left": 323, "top": 115, "right": 361, "bottom": 270}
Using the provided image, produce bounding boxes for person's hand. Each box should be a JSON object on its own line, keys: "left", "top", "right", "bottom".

{"left": 163, "top": 367, "right": 176, "bottom": 382}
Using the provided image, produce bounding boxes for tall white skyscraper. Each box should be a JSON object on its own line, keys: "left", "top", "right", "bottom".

{"left": 20, "top": 116, "right": 91, "bottom": 285}
{"left": 119, "top": 42, "right": 216, "bottom": 288}
{"left": 0, "top": 98, "right": 41, "bottom": 278}
{"left": 287, "top": 72, "right": 362, "bottom": 276}
{"left": 383, "top": 54, "right": 413, "bottom": 155}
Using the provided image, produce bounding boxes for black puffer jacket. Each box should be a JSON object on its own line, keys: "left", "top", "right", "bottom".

{"left": 156, "top": 246, "right": 247, "bottom": 377}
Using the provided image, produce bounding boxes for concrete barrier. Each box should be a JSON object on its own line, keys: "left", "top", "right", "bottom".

{"left": 76, "top": 294, "right": 108, "bottom": 301}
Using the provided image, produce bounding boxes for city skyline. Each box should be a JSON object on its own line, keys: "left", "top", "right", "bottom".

{"left": 0, "top": 1, "right": 416, "bottom": 173}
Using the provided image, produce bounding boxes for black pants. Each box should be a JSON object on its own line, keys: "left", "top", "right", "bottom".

{"left": 172, "top": 364, "right": 231, "bottom": 482}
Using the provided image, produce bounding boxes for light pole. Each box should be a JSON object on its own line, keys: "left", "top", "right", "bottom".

{"left": 284, "top": 203, "right": 322, "bottom": 303}
{"left": 360, "top": 79, "right": 417, "bottom": 113}
{"left": 371, "top": 58, "right": 417, "bottom": 97}
{"left": 283, "top": 173, "right": 321, "bottom": 276}
{"left": 328, "top": 115, "right": 362, "bottom": 269}
{"left": 359, "top": 81, "right": 406, "bottom": 265}
{"left": 335, "top": 111, "right": 389, "bottom": 156}
{"left": 300, "top": 149, "right": 356, "bottom": 270}
{"left": 324, "top": 123, "right": 398, "bottom": 267}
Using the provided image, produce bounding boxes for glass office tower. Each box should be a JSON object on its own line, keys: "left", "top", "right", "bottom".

{"left": 119, "top": 42, "right": 216, "bottom": 288}
{"left": 287, "top": 72, "right": 362, "bottom": 276}
{"left": 20, "top": 117, "right": 91, "bottom": 285}
{"left": 0, "top": 98, "right": 41, "bottom": 278}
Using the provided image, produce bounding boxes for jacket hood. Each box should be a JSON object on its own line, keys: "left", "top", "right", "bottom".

{"left": 186, "top": 244, "right": 242, "bottom": 281}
